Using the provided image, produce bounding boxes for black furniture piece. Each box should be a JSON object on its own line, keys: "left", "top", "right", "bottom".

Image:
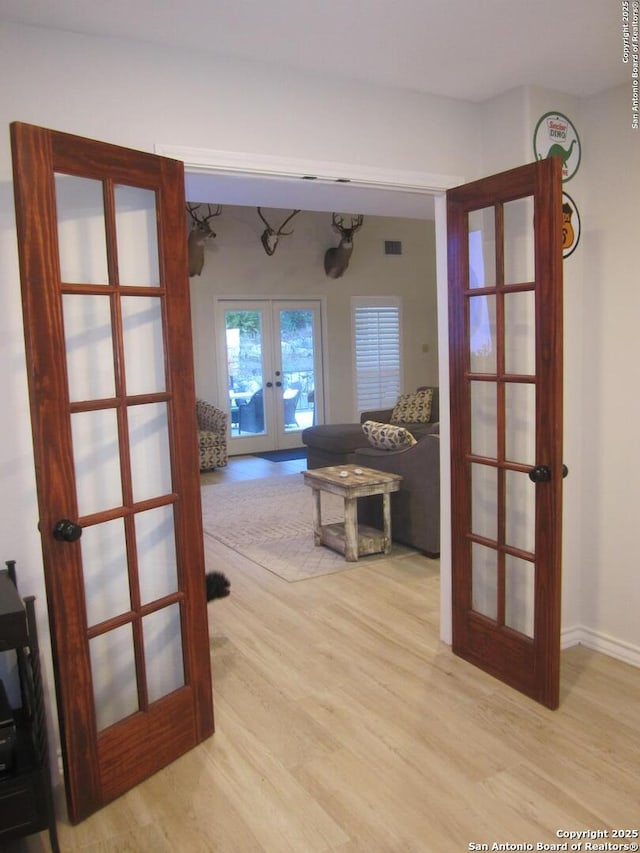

{"left": 0, "top": 560, "right": 59, "bottom": 852}
{"left": 238, "top": 388, "right": 265, "bottom": 433}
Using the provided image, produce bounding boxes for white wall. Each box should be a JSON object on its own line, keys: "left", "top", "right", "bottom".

{"left": 527, "top": 88, "right": 588, "bottom": 643}
{"left": 0, "top": 22, "right": 482, "bottom": 172}
{"left": 0, "top": 20, "right": 637, "bottom": 772}
{"left": 577, "top": 83, "right": 640, "bottom": 661}
{"left": 189, "top": 205, "right": 438, "bottom": 423}
{"left": 511, "top": 84, "right": 640, "bottom": 665}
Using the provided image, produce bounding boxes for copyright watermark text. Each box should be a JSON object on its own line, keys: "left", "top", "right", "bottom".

{"left": 622, "top": 0, "right": 639, "bottom": 128}
{"left": 467, "top": 827, "right": 640, "bottom": 851}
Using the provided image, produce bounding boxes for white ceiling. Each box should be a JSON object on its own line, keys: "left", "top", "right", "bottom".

{"left": 2, "top": 1, "right": 624, "bottom": 219}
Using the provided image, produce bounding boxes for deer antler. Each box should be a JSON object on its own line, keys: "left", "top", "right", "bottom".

{"left": 332, "top": 213, "right": 363, "bottom": 235}
{"left": 276, "top": 209, "right": 301, "bottom": 235}
{"left": 256, "top": 207, "right": 271, "bottom": 230}
{"left": 257, "top": 208, "right": 301, "bottom": 256}
{"left": 187, "top": 203, "right": 222, "bottom": 227}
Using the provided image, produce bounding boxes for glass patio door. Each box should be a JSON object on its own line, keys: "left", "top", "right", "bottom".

{"left": 219, "top": 299, "right": 323, "bottom": 454}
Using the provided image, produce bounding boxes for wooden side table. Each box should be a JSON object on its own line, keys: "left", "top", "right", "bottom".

{"left": 303, "top": 464, "right": 402, "bottom": 561}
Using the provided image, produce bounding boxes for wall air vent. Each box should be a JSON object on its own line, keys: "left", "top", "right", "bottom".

{"left": 385, "top": 240, "right": 402, "bottom": 255}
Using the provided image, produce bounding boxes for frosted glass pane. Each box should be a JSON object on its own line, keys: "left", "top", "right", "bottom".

{"left": 504, "top": 197, "right": 535, "bottom": 284}
{"left": 505, "top": 383, "right": 536, "bottom": 465}
{"left": 115, "top": 185, "right": 160, "bottom": 286}
{"left": 468, "top": 211, "right": 495, "bottom": 287}
{"left": 471, "top": 543, "right": 497, "bottom": 620}
{"left": 136, "top": 505, "right": 178, "bottom": 605}
{"left": 470, "top": 382, "right": 497, "bottom": 458}
{"left": 72, "top": 409, "right": 122, "bottom": 516}
{"left": 469, "top": 295, "right": 496, "bottom": 373}
{"left": 505, "top": 555, "right": 535, "bottom": 637}
{"left": 504, "top": 291, "right": 535, "bottom": 375}
{"left": 81, "top": 519, "right": 130, "bottom": 627}
{"left": 90, "top": 624, "right": 138, "bottom": 731}
{"left": 471, "top": 463, "right": 497, "bottom": 541}
{"left": 505, "top": 470, "right": 535, "bottom": 554}
{"left": 55, "top": 174, "right": 109, "bottom": 285}
{"left": 144, "top": 605, "right": 184, "bottom": 702}
{"left": 63, "top": 295, "right": 115, "bottom": 402}
{"left": 128, "top": 403, "right": 171, "bottom": 502}
{"left": 121, "top": 296, "right": 165, "bottom": 395}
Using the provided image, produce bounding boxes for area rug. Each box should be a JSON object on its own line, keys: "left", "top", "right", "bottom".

{"left": 252, "top": 448, "right": 307, "bottom": 462}
{"left": 200, "top": 474, "right": 413, "bottom": 582}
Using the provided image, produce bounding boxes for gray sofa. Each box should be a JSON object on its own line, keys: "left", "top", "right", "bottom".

{"left": 302, "top": 387, "right": 439, "bottom": 468}
{"left": 301, "top": 387, "right": 440, "bottom": 555}
{"left": 354, "top": 433, "right": 440, "bottom": 556}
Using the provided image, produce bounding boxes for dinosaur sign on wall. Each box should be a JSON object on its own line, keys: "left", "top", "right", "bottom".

{"left": 533, "top": 111, "right": 581, "bottom": 182}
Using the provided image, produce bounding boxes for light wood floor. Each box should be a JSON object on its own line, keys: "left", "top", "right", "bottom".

{"left": 12, "top": 455, "right": 640, "bottom": 852}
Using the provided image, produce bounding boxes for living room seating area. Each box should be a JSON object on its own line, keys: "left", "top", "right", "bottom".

{"left": 301, "top": 387, "right": 440, "bottom": 555}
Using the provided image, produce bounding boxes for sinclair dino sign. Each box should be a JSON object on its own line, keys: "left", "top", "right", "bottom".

{"left": 533, "top": 111, "right": 581, "bottom": 182}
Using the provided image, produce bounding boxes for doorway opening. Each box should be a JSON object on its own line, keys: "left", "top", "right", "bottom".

{"left": 160, "top": 146, "right": 455, "bottom": 645}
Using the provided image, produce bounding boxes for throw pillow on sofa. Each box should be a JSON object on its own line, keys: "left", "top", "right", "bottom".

{"left": 362, "top": 420, "right": 417, "bottom": 451}
{"left": 390, "top": 388, "right": 433, "bottom": 424}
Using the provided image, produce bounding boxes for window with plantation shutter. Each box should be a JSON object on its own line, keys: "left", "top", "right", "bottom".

{"left": 352, "top": 297, "right": 402, "bottom": 413}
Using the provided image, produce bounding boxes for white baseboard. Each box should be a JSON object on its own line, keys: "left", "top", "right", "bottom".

{"left": 562, "top": 625, "right": 640, "bottom": 668}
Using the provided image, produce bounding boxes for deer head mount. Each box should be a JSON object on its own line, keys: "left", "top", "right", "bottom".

{"left": 187, "top": 203, "right": 222, "bottom": 276}
{"left": 257, "top": 207, "right": 301, "bottom": 256}
{"left": 324, "top": 213, "right": 364, "bottom": 278}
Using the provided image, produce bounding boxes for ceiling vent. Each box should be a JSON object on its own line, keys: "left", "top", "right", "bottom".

{"left": 384, "top": 240, "right": 402, "bottom": 255}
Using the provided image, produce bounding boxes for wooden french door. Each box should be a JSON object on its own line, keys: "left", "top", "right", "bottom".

{"left": 447, "top": 158, "right": 564, "bottom": 709}
{"left": 11, "top": 123, "right": 214, "bottom": 822}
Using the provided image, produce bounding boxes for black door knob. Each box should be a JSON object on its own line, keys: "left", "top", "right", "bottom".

{"left": 528, "top": 465, "right": 569, "bottom": 483}
{"left": 528, "top": 465, "right": 551, "bottom": 483}
{"left": 53, "top": 519, "right": 82, "bottom": 542}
